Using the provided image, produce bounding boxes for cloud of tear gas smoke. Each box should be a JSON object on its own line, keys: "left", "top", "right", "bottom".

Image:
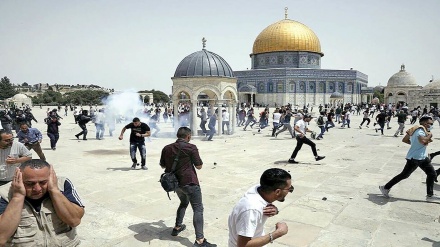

{"left": 102, "top": 89, "right": 148, "bottom": 122}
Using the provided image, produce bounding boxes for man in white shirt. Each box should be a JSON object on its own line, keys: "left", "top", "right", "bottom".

{"left": 228, "top": 168, "right": 291, "bottom": 246}
{"left": 288, "top": 114, "right": 325, "bottom": 164}
{"left": 222, "top": 109, "right": 230, "bottom": 135}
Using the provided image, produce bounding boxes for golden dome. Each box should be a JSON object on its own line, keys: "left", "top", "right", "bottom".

{"left": 252, "top": 19, "right": 323, "bottom": 56}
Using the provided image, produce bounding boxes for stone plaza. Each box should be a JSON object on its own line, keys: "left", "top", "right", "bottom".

{"left": 11, "top": 107, "right": 440, "bottom": 247}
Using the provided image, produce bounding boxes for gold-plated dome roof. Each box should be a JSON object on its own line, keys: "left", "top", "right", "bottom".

{"left": 252, "top": 19, "right": 323, "bottom": 56}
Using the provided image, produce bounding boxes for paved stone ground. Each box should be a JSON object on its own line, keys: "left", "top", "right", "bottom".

{"left": 12, "top": 107, "right": 440, "bottom": 247}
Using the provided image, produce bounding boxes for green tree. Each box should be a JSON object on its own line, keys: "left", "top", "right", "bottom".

{"left": 0, "top": 76, "right": 18, "bottom": 100}
{"left": 22, "top": 82, "right": 28, "bottom": 87}
{"left": 64, "top": 90, "right": 109, "bottom": 105}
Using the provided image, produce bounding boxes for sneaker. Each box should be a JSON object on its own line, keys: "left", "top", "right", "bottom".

{"left": 394, "top": 134, "right": 398, "bottom": 137}
{"left": 193, "top": 238, "right": 217, "bottom": 247}
{"left": 83, "top": 138, "right": 88, "bottom": 141}
{"left": 315, "top": 156, "right": 325, "bottom": 161}
{"left": 379, "top": 185, "right": 390, "bottom": 198}
{"left": 141, "top": 166, "right": 148, "bottom": 170}
{"left": 288, "top": 158, "right": 299, "bottom": 164}
{"left": 359, "top": 125, "right": 362, "bottom": 129}
{"left": 171, "top": 224, "right": 186, "bottom": 236}
{"left": 131, "top": 163, "right": 137, "bottom": 169}
{"left": 258, "top": 129, "right": 261, "bottom": 133}
{"left": 375, "top": 129, "right": 378, "bottom": 133}
{"left": 426, "top": 194, "right": 438, "bottom": 200}
{"left": 366, "top": 125, "right": 369, "bottom": 128}
{"left": 275, "top": 133, "right": 278, "bottom": 138}
{"left": 75, "top": 135, "right": 79, "bottom": 140}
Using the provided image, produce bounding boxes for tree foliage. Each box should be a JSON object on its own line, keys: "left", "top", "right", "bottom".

{"left": 0, "top": 76, "right": 18, "bottom": 100}
{"left": 31, "top": 91, "right": 64, "bottom": 105}
{"left": 138, "top": 89, "right": 170, "bottom": 103}
{"left": 63, "top": 90, "right": 109, "bottom": 105}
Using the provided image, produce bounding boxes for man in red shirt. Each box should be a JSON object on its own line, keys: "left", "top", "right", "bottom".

{"left": 160, "top": 127, "right": 216, "bottom": 247}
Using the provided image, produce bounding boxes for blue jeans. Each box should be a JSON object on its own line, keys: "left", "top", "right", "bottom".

{"left": 207, "top": 125, "right": 215, "bottom": 140}
{"left": 175, "top": 185, "right": 204, "bottom": 240}
{"left": 317, "top": 126, "right": 325, "bottom": 139}
{"left": 130, "top": 142, "right": 146, "bottom": 166}
{"left": 47, "top": 133, "right": 59, "bottom": 148}
{"left": 95, "top": 123, "right": 105, "bottom": 139}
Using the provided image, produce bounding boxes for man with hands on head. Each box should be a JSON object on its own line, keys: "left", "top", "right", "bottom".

{"left": 228, "top": 168, "right": 292, "bottom": 247}
{"left": 0, "top": 159, "right": 85, "bottom": 246}
{"left": 0, "top": 130, "right": 32, "bottom": 186}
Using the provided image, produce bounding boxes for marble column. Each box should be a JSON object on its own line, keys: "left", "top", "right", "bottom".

{"left": 217, "top": 103, "right": 223, "bottom": 136}
{"left": 191, "top": 99, "right": 198, "bottom": 136}
{"left": 173, "top": 99, "right": 179, "bottom": 133}
{"left": 229, "top": 103, "right": 235, "bottom": 135}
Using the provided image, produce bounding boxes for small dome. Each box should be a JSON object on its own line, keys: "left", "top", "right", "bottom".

{"left": 12, "top": 94, "right": 28, "bottom": 100}
{"left": 252, "top": 19, "right": 323, "bottom": 56}
{"left": 174, "top": 49, "right": 234, "bottom": 78}
{"left": 424, "top": 79, "right": 440, "bottom": 89}
{"left": 374, "top": 86, "right": 385, "bottom": 93}
{"left": 387, "top": 64, "right": 418, "bottom": 87}
{"left": 330, "top": 92, "right": 343, "bottom": 98}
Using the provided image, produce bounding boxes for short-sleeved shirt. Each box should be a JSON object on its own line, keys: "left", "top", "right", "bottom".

{"left": 0, "top": 141, "right": 32, "bottom": 182}
{"left": 228, "top": 185, "right": 269, "bottom": 247}
{"left": 295, "top": 119, "right": 307, "bottom": 134}
{"left": 406, "top": 128, "right": 428, "bottom": 160}
{"left": 160, "top": 139, "right": 202, "bottom": 186}
{"left": 0, "top": 178, "right": 84, "bottom": 214}
{"left": 124, "top": 122, "right": 150, "bottom": 143}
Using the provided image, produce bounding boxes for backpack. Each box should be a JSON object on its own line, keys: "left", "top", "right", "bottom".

{"left": 160, "top": 142, "right": 184, "bottom": 200}
{"left": 317, "top": 116, "right": 324, "bottom": 125}
{"left": 75, "top": 114, "right": 82, "bottom": 122}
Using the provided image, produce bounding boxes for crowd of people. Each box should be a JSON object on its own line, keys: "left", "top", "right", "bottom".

{"left": 1, "top": 100, "right": 440, "bottom": 246}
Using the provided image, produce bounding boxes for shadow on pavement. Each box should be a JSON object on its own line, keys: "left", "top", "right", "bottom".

{"left": 421, "top": 237, "right": 440, "bottom": 247}
{"left": 128, "top": 220, "right": 192, "bottom": 246}
{"left": 106, "top": 167, "right": 134, "bottom": 171}
{"left": 366, "top": 193, "right": 440, "bottom": 205}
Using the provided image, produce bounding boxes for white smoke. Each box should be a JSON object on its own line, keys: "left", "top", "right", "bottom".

{"left": 102, "top": 89, "right": 147, "bottom": 122}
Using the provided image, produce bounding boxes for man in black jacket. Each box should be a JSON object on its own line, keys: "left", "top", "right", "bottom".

{"left": 75, "top": 110, "right": 91, "bottom": 140}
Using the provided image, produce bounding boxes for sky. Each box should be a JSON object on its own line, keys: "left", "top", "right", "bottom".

{"left": 1, "top": 0, "right": 439, "bottom": 94}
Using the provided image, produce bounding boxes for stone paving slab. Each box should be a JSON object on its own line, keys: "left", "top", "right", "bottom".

{"left": 5, "top": 107, "right": 440, "bottom": 246}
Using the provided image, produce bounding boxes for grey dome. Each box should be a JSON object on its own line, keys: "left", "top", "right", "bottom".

{"left": 174, "top": 49, "right": 234, "bottom": 78}
{"left": 424, "top": 79, "right": 440, "bottom": 89}
{"left": 387, "top": 64, "right": 418, "bottom": 87}
{"left": 330, "top": 92, "right": 343, "bottom": 98}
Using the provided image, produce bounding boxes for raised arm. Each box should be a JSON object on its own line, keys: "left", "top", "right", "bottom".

{"left": 48, "top": 167, "right": 84, "bottom": 227}
{"left": 0, "top": 169, "right": 26, "bottom": 245}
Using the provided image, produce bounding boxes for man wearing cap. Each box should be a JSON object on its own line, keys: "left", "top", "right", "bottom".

{"left": 288, "top": 114, "right": 325, "bottom": 164}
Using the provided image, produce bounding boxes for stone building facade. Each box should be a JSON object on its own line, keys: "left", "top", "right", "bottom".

{"left": 385, "top": 65, "right": 440, "bottom": 109}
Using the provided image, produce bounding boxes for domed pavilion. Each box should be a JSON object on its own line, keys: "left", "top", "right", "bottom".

{"left": 384, "top": 64, "right": 440, "bottom": 108}
{"left": 171, "top": 38, "right": 238, "bottom": 136}
{"left": 384, "top": 64, "right": 421, "bottom": 105}
{"left": 234, "top": 8, "right": 368, "bottom": 107}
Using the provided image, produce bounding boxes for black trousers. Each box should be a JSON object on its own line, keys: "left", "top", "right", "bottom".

{"left": 290, "top": 136, "right": 317, "bottom": 159}
{"left": 385, "top": 158, "right": 437, "bottom": 196}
